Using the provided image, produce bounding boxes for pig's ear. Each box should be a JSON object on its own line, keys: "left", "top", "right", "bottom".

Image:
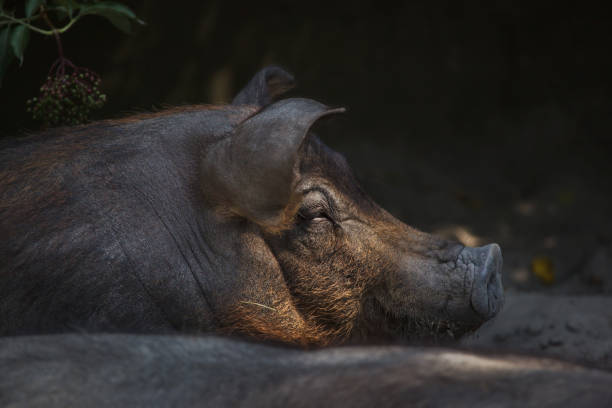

{"left": 232, "top": 66, "right": 296, "bottom": 107}
{"left": 203, "top": 98, "right": 344, "bottom": 229}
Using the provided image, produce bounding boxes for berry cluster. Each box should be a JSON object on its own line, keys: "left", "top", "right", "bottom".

{"left": 26, "top": 67, "right": 106, "bottom": 127}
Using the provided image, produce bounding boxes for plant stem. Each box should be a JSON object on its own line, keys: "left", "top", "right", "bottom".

{"left": 41, "top": 8, "right": 64, "bottom": 61}
{"left": 0, "top": 12, "right": 79, "bottom": 35}
{"left": 0, "top": 13, "right": 41, "bottom": 26}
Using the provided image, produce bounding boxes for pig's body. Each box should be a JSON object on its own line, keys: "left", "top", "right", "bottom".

{"left": 0, "top": 106, "right": 250, "bottom": 335}
{"left": 0, "top": 67, "right": 503, "bottom": 344}
{"left": 1, "top": 334, "right": 610, "bottom": 408}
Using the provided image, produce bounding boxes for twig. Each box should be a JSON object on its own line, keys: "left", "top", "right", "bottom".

{"left": 0, "top": 12, "right": 79, "bottom": 35}
{"left": 40, "top": 7, "right": 63, "bottom": 61}
{"left": 239, "top": 301, "right": 277, "bottom": 312}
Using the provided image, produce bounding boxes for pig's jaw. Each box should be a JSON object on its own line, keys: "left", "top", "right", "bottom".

{"left": 355, "top": 296, "right": 471, "bottom": 342}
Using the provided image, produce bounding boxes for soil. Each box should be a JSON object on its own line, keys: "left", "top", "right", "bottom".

{"left": 461, "top": 293, "right": 612, "bottom": 370}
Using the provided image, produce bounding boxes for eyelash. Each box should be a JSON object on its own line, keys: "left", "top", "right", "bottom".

{"left": 297, "top": 189, "right": 339, "bottom": 225}
{"left": 297, "top": 208, "right": 329, "bottom": 221}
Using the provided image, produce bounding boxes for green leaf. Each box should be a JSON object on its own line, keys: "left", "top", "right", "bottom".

{"left": 81, "top": 2, "right": 138, "bottom": 19}
{"left": 0, "top": 27, "right": 15, "bottom": 86}
{"left": 79, "top": 2, "right": 144, "bottom": 33}
{"left": 55, "top": 0, "right": 77, "bottom": 18}
{"left": 25, "top": 0, "right": 45, "bottom": 17}
{"left": 10, "top": 25, "right": 30, "bottom": 66}
{"left": 93, "top": 10, "right": 132, "bottom": 33}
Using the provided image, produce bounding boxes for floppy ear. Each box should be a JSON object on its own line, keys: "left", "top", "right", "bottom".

{"left": 232, "top": 66, "right": 296, "bottom": 107}
{"left": 202, "top": 98, "right": 344, "bottom": 229}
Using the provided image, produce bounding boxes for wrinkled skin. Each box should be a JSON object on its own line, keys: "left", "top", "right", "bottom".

{"left": 264, "top": 137, "right": 500, "bottom": 342}
{"left": 0, "top": 67, "right": 503, "bottom": 345}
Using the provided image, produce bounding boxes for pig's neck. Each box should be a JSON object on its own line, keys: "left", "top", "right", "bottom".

{"left": 118, "top": 106, "right": 314, "bottom": 342}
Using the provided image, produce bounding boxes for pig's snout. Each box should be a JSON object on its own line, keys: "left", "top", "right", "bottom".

{"left": 464, "top": 243, "right": 504, "bottom": 320}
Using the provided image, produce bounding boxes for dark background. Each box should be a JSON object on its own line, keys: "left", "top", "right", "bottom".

{"left": 2, "top": 1, "right": 611, "bottom": 292}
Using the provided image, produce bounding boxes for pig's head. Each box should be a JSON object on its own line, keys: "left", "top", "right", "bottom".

{"left": 202, "top": 69, "right": 503, "bottom": 345}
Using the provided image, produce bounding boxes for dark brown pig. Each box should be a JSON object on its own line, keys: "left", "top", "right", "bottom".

{"left": 0, "top": 67, "right": 503, "bottom": 345}
{"left": 1, "top": 334, "right": 610, "bottom": 408}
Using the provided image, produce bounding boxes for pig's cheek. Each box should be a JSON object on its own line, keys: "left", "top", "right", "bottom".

{"left": 298, "top": 221, "right": 338, "bottom": 252}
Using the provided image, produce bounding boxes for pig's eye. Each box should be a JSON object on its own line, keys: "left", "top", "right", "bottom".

{"left": 297, "top": 188, "right": 338, "bottom": 226}
{"left": 297, "top": 205, "right": 331, "bottom": 222}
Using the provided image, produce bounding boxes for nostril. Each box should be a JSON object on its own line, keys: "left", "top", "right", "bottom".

{"left": 487, "top": 269, "right": 501, "bottom": 313}
{"left": 481, "top": 243, "right": 502, "bottom": 278}
{"left": 467, "top": 243, "right": 504, "bottom": 319}
{"left": 484, "top": 243, "right": 504, "bottom": 316}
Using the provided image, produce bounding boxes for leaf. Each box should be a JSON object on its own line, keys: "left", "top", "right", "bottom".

{"left": 10, "top": 25, "right": 30, "bottom": 66}
{"left": 531, "top": 256, "right": 555, "bottom": 284}
{"left": 80, "top": 2, "right": 145, "bottom": 33}
{"left": 25, "top": 0, "right": 45, "bottom": 17}
{"left": 84, "top": 1, "right": 138, "bottom": 19}
{"left": 55, "top": 0, "right": 78, "bottom": 18}
{"left": 92, "top": 10, "right": 132, "bottom": 33}
{"left": 0, "top": 27, "right": 15, "bottom": 87}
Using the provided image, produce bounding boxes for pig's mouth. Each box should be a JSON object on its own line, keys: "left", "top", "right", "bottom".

{"left": 358, "top": 296, "right": 471, "bottom": 342}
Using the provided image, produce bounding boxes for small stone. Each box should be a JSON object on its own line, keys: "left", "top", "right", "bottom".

{"left": 493, "top": 333, "right": 509, "bottom": 342}
{"left": 566, "top": 316, "right": 583, "bottom": 333}
{"left": 548, "top": 337, "right": 563, "bottom": 347}
{"left": 525, "top": 321, "right": 544, "bottom": 336}
{"left": 586, "top": 328, "right": 603, "bottom": 339}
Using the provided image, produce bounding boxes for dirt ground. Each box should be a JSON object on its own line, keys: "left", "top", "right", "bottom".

{"left": 461, "top": 293, "right": 612, "bottom": 370}
{"left": 325, "top": 121, "right": 612, "bottom": 370}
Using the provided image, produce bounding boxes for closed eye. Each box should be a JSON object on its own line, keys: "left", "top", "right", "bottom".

{"left": 297, "top": 207, "right": 331, "bottom": 222}
{"left": 296, "top": 187, "right": 342, "bottom": 228}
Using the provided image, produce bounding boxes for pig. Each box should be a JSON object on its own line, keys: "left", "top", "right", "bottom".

{"left": 1, "top": 334, "right": 610, "bottom": 407}
{"left": 0, "top": 66, "right": 503, "bottom": 345}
